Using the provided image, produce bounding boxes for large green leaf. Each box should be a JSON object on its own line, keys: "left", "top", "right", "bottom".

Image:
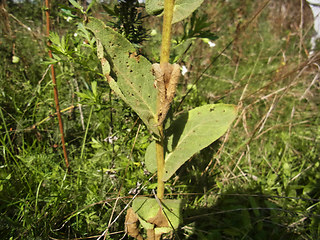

{"left": 145, "top": 104, "right": 237, "bottom": 181}
{"left": 145, "top": 0, "right": 204, "bottom": 24}
{"left": 86, "top": 18, "right": 159, "bottom": 135}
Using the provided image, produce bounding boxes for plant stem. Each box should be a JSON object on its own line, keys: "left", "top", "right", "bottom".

{"left": 0, "top": 107, "right": 14, "bottom": 152}
{"left": 160, "top": 0, "right": 174, "bottom": 64}
{"left": 156, "top": 0, "right": 175, "bottom": 200}
{"left": 45, "top": 0, "right": 69, "bottom": 168}
{"left": 156, "top": 127, "right": 165, "bottom": 200}
{"left": 80, "top": 105, "right": 94, "bottom": 159}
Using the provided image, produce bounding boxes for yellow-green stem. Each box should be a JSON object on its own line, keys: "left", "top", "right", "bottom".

{"left": 156, "top": 126, "right": 165, "bottom": 200}
{"left": 160, "top": 0, "right": 174, "bottom": 65}
{"left": 156, "top": 0, "right": 175, "bottom": 200}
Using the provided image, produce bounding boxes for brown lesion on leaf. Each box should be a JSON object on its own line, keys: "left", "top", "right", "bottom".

{"left": 148, "top": 209, "right": 169, "bottom": 227}
{"left": 105, "top": 74, "right": 113, "bottom": 84}
{"left": 152, "top": 63, "right": 181, "bottom": 125}
{"left": 100, "top": 57, "right": 108, "bottom": 66}
{"left": 129, "top": 51, "right": 140, "bottom": 62}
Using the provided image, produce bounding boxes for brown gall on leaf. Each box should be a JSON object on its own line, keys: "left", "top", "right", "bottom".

{"left": 125, "top": 208, "right": 144, "bottom": 240}
{"left": 152, "top": 63, "right": 181, "bottom": 125}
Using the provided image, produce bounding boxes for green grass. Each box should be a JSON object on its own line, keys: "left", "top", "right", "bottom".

{"left": 0, "top": 0, "right": 319, "bottom": 239}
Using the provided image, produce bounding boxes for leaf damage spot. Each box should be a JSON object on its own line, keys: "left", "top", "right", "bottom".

{"left": 148, "top": 209, "right": 169, "bottom": 227}
{"left": 105, "top": 74, "right": 113, "bottom": 83}
{"left": 129, "top": 51, "right": 140, "bottom": 62}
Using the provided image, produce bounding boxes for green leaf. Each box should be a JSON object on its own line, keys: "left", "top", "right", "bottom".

{"left": 49, "top": 32, "right": 60, "bottom": 46}
{"left": 145, "top": 0, "right": 164, "bottom": 16}
{"left": 12, "top": 56, "right": 20, "bottom": 63}
{"left": 145, "top": 104, "right": 237, "bottom": 181}
{"left": 97, "top": 40, "right": 110, "bottom": 74}
{"left": 77, "top": 23, "right": 92, "bottom": 41}
{"left": 101, "top": 4, "right": 117, "bottom": 17}
{"left": 132, "top": 197, "right": 183, "bottom": 230}
{"left": 76, "top": 91, "right": 95, "bottom": 101}
{"left": 86, "top": 0, "right": 96, "bottom": 13}
{"left": 145, "top": 0, "right": 204, "bottom": 24}
{"left": 91, "top": 81, "right": 97, "bottom": 98}
{"left": 173, "top": 0, "right": 204, "bottom": 23}
{"left": 145, "top": 141, "right": 157, "bottom": 173}
{"left": 86, "top": 18, "right": 159, "bottom": 135}
{"left": 69, "top": 0, "right": 83, "bottom": 12}
{"left": 60, "top": 8, "right": 78, "bottom": 18}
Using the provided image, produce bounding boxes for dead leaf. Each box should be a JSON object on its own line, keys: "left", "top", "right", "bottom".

{"left": 152, "top": 63, "right": 181, "bottom": 125}
{"left": 147, "top": 229, "right": 155, "bottom": 240}
{"left": 125, "top": 208, "right": 144, "bottom": 240}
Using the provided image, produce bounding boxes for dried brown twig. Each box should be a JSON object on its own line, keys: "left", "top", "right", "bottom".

{"left": 45, "top": 0, "right": 69, "bottom": 168}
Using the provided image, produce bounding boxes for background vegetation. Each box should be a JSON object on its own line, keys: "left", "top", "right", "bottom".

{"left": 0, "top": 0, "right": 319, "bottom": 239}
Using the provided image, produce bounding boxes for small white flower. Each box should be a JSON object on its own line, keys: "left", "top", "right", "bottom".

{"left": 181, "top": 65, "right": 188, "bottom": 76}
{"left": 202, "top": 38, "right": 216, "bottom": 48}
{"left": 74, "top": 32, "right": 78, "bottom": 37}
{"left": 128, "top": 182, "right": 142, "bottom": 195}
{"left": 208, "top": 41, "right": 216, "bottom": 48}
{"left": 104, "top": 135, "right": 119, "bottom": 144}
{"left": 66, "top": 16, "right": 72, "bottom": 22}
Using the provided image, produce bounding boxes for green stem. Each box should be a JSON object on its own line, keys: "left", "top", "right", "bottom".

{"left": 0, "top": 107, "right": 14, "bottom": 152}
{"left": 160, "top": 0, "right": 174, "bottom": 64}
{"left": 156, "top": 0, "right": 175, "bottom": 200}
{"left": 80, "top": 105, "right": 94, "bottom": 159}
{"left": 156, "top": 127, "right": 165, "bottom": 200}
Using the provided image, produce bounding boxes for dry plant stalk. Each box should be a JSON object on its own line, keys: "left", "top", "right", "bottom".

{"left": 45, "top": 0, "right": 69, "bottom": 168}
{"left": 0, "top": 0, "right": 13, "bottom": 38}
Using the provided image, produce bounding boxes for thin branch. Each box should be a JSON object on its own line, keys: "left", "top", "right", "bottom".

{"left": 45, "top": 0, "right": 69, "bottom": 168}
